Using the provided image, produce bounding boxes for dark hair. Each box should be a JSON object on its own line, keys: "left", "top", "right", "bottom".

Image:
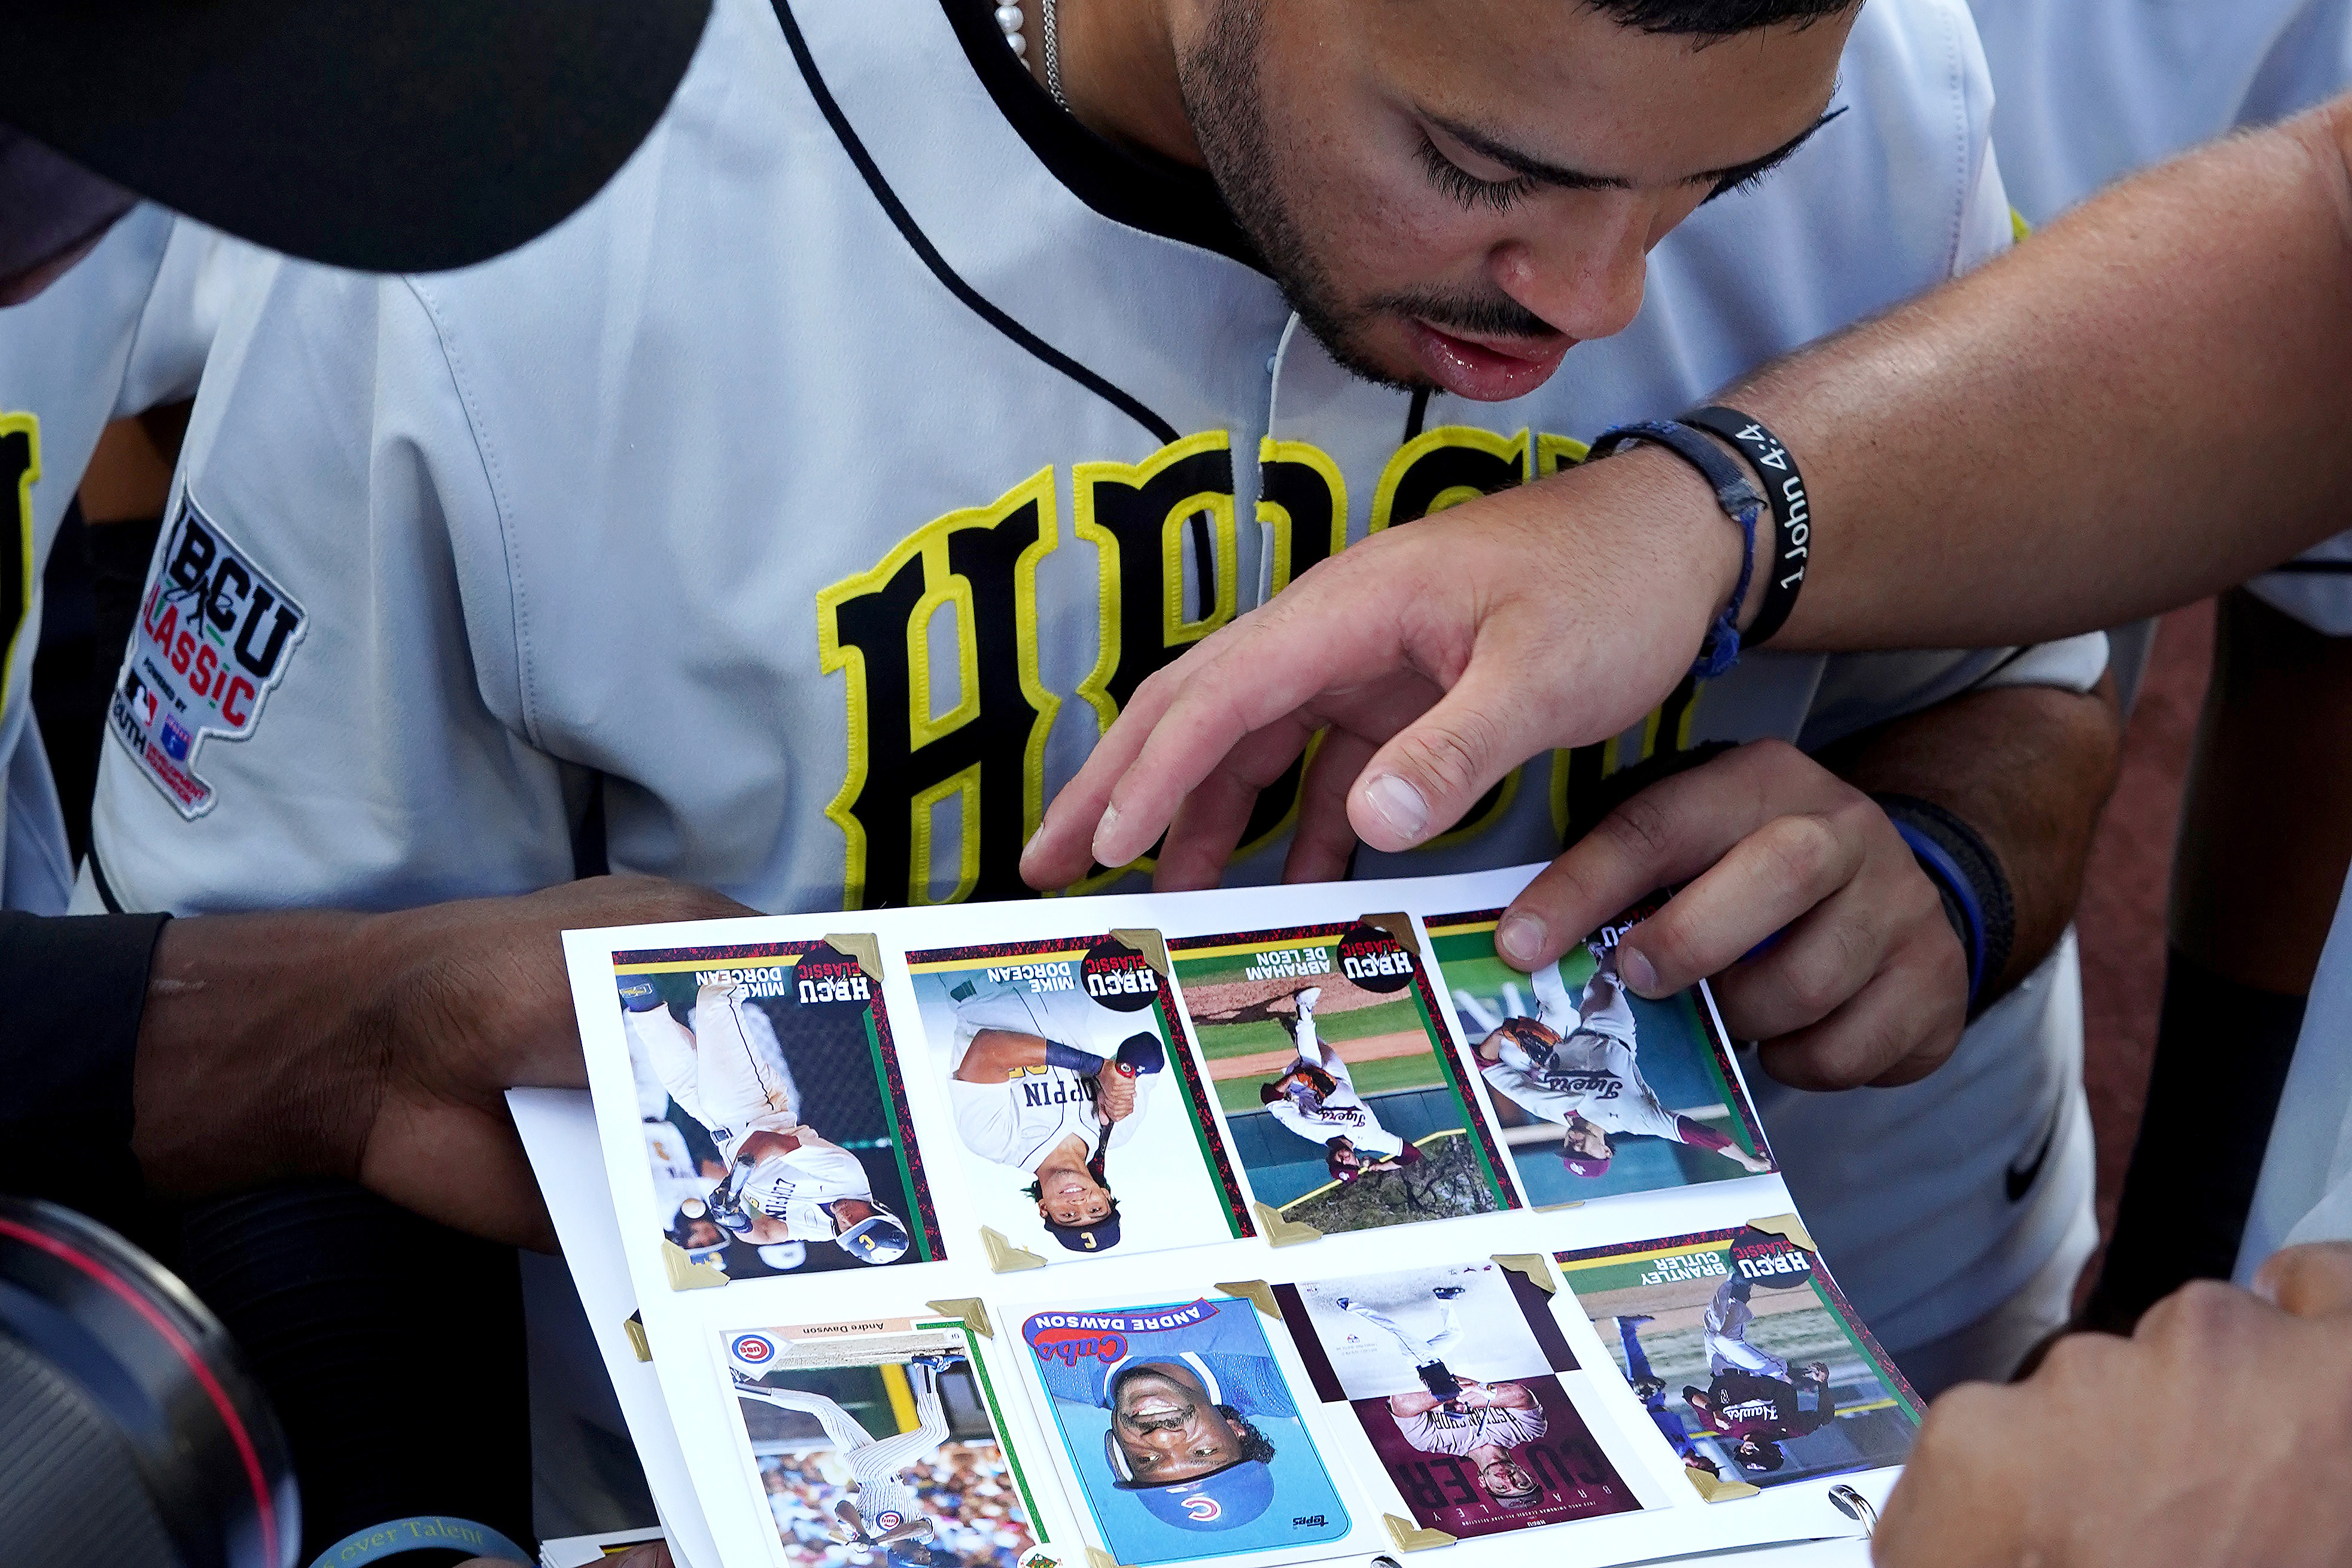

{"left": 1589, "top": 0, "right": 1854, "bottom": 35}
{"left": 1735, "top": 1437, "right": 1787, "bottom": 1473}
{"left": 1217, "top": 1405, "right": 1277, "bottom": 1466}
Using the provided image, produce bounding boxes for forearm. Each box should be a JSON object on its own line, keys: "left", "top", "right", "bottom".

{"left": 1821, "top": 676, "right": 2123, "bottom": 1001}
{"left": 1726, "top": 101, "right": 2352, "bottom": 648}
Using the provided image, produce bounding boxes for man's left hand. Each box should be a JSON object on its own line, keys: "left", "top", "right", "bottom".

{"left": 1495, "top": 739, "right": 1965, "bottom": 1089}
{"left": 1875, "top": 1243, "right": 2352, "bottom": 1567}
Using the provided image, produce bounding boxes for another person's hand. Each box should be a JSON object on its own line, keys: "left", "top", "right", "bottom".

{"left": 1504, "top": 740, "right": 1966, "bottom": 1089}
{"left": 1019, "top": 451, "right": 1736, "bottom": 892}
{"left": 1873, "top": 1243, "right": 2352, "bottom": 1567}
{"left": 133, "top": 875, "right": 756, "bottom": 1250}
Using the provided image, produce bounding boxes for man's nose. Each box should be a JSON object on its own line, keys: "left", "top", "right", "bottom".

{"left": 1488, "top": 197, "right": 1651, "bottom": 342}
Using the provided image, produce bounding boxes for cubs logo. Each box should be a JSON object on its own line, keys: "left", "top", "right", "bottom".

{"left": 731, "top": 1333, "right": 777, "bottom": 1365}
{"left": 111, "top": 495, "right": 309, "bottom": 818}
{"left": 1177, "top": 1494, "right": 1221, "bottom": 1523}
{"left": 873, "top": 1511, "right": 906, "bottom": 1532}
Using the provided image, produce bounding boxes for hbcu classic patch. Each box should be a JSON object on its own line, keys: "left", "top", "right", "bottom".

{"left": 109, "top": 496, "right": 308, "bottom": 818}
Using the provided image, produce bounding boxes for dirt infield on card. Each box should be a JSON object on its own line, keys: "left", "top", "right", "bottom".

{"left": 1182, "top": 970, "right": 1398, "bottom": 1024}
{"left": 1207, "top": 1030, "right": 1435, "bottom": 1081}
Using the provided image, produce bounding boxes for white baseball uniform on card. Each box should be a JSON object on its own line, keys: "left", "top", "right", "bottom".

{"left": 733, "top": 1358, "right": 950, "bottom": 1531}
{"left": 1395, "top": 1400, "right": 1548, "bottom": 1459}
{"left": 83, "top": 0, "right": 2098, "bottom": 1376}
{"left": 1703, "top": 1280, "right": 1791, "bottom": 1382}
{"left": 1483, "top": 969, "right": 1685, "bottom": 1141}
{"left": 948, "top": 983, "right": 1157, "bottom": 1174}
{"left": 624, "top": 982, "right": 877, "bottom": 1228}
{"left": 0, "top": 206, "right": 252, "bottom": 912}
{"left": 1970, "top": 0, "right": 2352, "bottom": 634}
{"left": 1266, "top": 1003, "right": 1405, "bottom": 1159}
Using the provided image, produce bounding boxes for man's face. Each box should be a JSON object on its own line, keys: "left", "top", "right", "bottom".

{"left": 1110, "top": 1366, "right": 1249, "bottom": 1482}
{"left": 830, "top": 1198, "right": 876, "bottom": 1232}
{"left": 1173, "top": 0, "right": 1855, "bottom": 400}
{"left": 1037, "top": 1165, "right": 1114, "bottom": 1226}
{"left": 1478, "top": 1458, "right": 1539, "bottom": 1499}
{"left": 1563, "top": 1118, "right": 1610, "bottom": 1159}
{"left": 1329, "top": 1140, "right": 1360, "bottom": 1168}
{"left": 681, "top": 1217, "right": 723, "bottom": 1249}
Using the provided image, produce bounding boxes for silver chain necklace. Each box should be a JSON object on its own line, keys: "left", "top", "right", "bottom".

{"left": 993, "top": 0, "right": 1068, "bottom": 108}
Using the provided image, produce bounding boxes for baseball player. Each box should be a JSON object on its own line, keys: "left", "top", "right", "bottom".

{"left": 1469, "top": 948, "right": 1769, "bottom": 1179}
{"left": 732, "top": 1350, "right": 961, "bottom": 1563}
{"left": 1680, "top": 1359, "right": 1837, "bottom": 1477}
{"left": 1259, "top": 987, "right": 1425, "bottom": 1184}
{"left": 1610, "top": 1316, "right": 1719, "bottom": 1476}
{"left": 87, "top": 0, "right": 2114, "bottom": 1401}
{"left": 946, "top": 975, "right": 1166, "bottom": 1253}
{"left": 1699, "top": 1273, "right": 1812, "bottom": 1383}
{"left": 1027, "top": 1299, "right": 1288, "bottom": 1532}
{"left": 1335, "top": 1286, "right": 1547, "bottom": 1511}
{"left": 620, "top": 975, "right": 912, "bottom": 1264}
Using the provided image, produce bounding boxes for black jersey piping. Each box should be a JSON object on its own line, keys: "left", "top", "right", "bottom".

{"left": 938, "top": 0, "right": 1264, "bottom": 270}
{"left": 89, "top": 844, "right": 124, "bottom": 914}
{"left": 770, "top": 0, "right": 1180, "bottom": 447}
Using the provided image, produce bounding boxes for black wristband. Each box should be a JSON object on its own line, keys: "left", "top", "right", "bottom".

{"left": 1684, "top": 407, "right": 1808, "bottom": 647}
{"left": 1588, "top": 420, "right": 1763, "bottom": 678}
{"left": 1874, "top": 793, "right": 2015, "bottom": 1016}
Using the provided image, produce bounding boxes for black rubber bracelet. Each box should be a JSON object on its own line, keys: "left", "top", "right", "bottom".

{"left": 1684, "top": 406, "right": 1809, "bottom": 647}
{"left": 1589, "top": 420, "right": 1763, "bottom": 678}
{"left": 1875, "top": 793, "right": 2016, "bottom": 1016}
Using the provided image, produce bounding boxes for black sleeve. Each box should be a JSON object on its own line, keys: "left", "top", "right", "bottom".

{"left": 0, "top": 911, "right": 169, "bottom": 1229}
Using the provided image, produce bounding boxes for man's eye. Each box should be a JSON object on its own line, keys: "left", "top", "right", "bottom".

{"left": 1417, "top": 135, "right": 1535, "bottom": 213}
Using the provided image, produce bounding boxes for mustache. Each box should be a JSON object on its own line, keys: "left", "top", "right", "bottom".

{"left": 1368, "top": 288, "right": 1561, "bottom": 342}
{"left": 1119, "top": 1399, "right": 1199, "bottom": 1434}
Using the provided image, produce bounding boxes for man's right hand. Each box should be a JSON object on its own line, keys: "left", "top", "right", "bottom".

{"left": 132, "top": 875, "right": 755, "bottom": 1250}
{"left": 1018, "top": 446, "right": 1739, "bottom": 893}
{"left": 1094, "top": 1064, "right": 1140, "bottom": 1122}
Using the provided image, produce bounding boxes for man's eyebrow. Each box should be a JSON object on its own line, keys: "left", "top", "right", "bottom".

{"left": 1428, "top": 105, "right": 1846, "bottom": 193}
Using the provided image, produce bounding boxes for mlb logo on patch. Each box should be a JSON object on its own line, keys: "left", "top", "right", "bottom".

{"left": 111, "top": 494, "right": 309, "bottom": 820}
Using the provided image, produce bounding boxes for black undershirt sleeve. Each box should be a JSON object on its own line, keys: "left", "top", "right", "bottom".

{"left": 0, "top": 910, "right": 169, "bottom": 1232}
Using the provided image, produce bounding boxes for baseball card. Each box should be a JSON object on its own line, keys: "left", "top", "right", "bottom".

{"left": 1428, "top": 903, "right": 1773, "bottom": 1207}
{"left": 611, "top": 938, "right": 943, "bottom": 1284}
{"left": 1166, "top": 919, "right": 1515, "bottom": 1235}
{"left": 1274, "top": 1262, "right": 1641, "bottom": 1540}
{"left": 1015, "top": 1295, "right": 1353, "bottom": 1566}
{"left": 905, "top": 932, "right": 1251, "bottom": 1263}
{"left": 1556, "top": 1228, "right": 1921, "bottom": 1490}
{"left": 714, "top": 1317, "right": 1055, "bottom": 1568}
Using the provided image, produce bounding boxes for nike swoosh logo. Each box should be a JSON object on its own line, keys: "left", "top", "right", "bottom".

{"left": 2006, "top": 1107, "right": 2062, "bottom": 1202}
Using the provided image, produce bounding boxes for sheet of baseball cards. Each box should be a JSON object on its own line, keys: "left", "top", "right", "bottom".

{"left": 557, "top": 866, "right": 1918, "bottom": 1568}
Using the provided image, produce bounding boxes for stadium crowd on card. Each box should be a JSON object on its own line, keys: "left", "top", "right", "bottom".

{"left": 13, "top": 1, "right": 2352, "bottom": 1567}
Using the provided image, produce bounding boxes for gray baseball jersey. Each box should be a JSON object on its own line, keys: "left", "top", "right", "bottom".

{"left": 1265, "top": 1053, "right": 1406, "bottom": 1158}
{"left": 1482, "top": 1028, "right": 1683, "bottom": 1143}
{"left": 1395, "top": 1397, "right": 1548, "bottom": 1457}
{"left": 84, "top": 0, "right": 2100, "bottom": 1356}
{"left": 0, "top": 207, "right": 248, "bottom": 910}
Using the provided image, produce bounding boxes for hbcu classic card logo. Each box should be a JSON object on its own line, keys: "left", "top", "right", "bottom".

{"left": 108, "top": 496, "right": 308, "bottom": 818}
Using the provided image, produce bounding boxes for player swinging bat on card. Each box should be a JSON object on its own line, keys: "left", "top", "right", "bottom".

{"left": 1461, "top": 948, "right": 1768, "bottom": 1180}
{"left": 1336, "top": 1283, "right": 1547, "bottom": 1512}
{"left": 732, "top": 1351, "right": 962, "bottom": 1564}
{"left": 1261, "top": 987, "right": 1425, "bottom": 1185}
{"left": 620, "top": 976, "right": 912, "bottom": 1263}
{"left": 947, "top": 978, "right": 1168, "bottom": 1253}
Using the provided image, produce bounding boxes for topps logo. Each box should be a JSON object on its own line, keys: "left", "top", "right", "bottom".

{"left": 111, "top": 497, "right": 308, "bottom": 818}
{"left": 1085, "top": 964, "right": 1153, "bottom": 999}
{"left": 1291, "top": 1516, "right": 1328, "bottom": 1528}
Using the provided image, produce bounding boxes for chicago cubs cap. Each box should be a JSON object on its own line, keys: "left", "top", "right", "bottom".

{"left": 1128, "top": 1460, "right": 1275, "bottom": 1530}
{"left": 0, "top": 0, "right": 712, "bottom": 273}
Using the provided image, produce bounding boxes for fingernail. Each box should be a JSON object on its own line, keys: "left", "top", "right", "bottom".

{"left": 1361, "top": 774, "right": 1429, "bottom": 844}
{"left": 1090, "top": 803, "right": 1123, "bottom": 864}
{"left": 1622, "top": 948, "right": 1660, "bottom": 994}
{"left": 1497, "top": 914, "right": 1546, "bottom": 966}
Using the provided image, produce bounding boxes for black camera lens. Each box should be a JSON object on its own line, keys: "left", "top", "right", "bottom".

{"left": 0, "top": 1196, "right": 297, "bottom": 1568}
